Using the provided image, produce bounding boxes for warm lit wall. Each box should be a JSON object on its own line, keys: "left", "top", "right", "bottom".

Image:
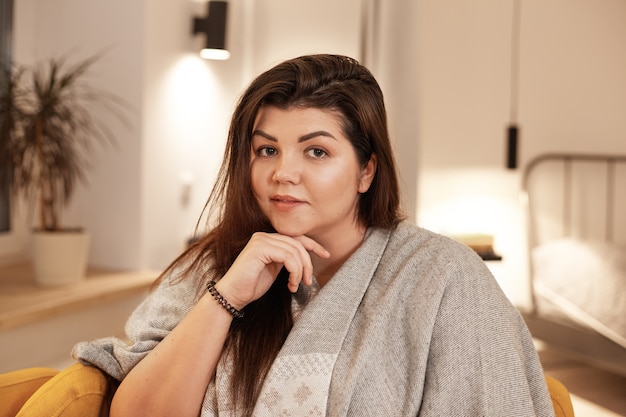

{"left": 412, "top": 0, "right": 626, "bottom": 306}
{"left": 12, "top": 0, "right": 145, "bottom": 269}
{"left": 139, "top": 0, "right": 245, "bottom": 270}
{"left": 10, "top": 0, "right": 362, "bottom": 271}
{"left": 139, "top": 0, "right": 363, "bottom": 270}
{"left": 11, "top": 0, "right": 238, "bottom": 270}
{"left": 8, "top": 0, "right": 626, "bottom": 306}
{"left": 139, "top": 0, "right": 362, "bottom": 270}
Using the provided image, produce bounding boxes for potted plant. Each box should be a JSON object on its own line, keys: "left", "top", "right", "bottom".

{"left": 0, "top": 56, "right": 127, "bottom": 285}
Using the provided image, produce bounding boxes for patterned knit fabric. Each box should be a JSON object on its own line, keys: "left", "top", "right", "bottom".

{"left": 72, "top": 221, "right": 554, "bottom": 416}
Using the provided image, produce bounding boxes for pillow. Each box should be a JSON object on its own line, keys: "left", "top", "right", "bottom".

{"left": 16, "top": 362, "right": 111, "bottom": 417}
{"left": 532, "top": 238, "right": 626, "bottom": 348}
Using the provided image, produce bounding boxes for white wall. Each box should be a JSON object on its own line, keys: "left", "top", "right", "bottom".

{"left": 139, "top": 0, "right": 362, "bottom": 270}
{"left": 139, "top": 0, "right": 363, "bottom": 270}
{"left": 369, "top": 0, "right": 421, "bottom": 220}
{"left": 139, "top": 0, "right": 241, "bottom": 269}
{"left": 10, "top": 0, "right": 362, "bottom": 272}
{"left": 412, "top": 0, "right": 626, "bottom": 306}
{"left": 246, "top": 0, "right": 362, "bottom": 74}
{"left": 521, "top": 0, "right": 626, "bottom": 154}
{"left": 13, "top": 0, "right": 145, "bottom": 269}
{"left": 9, "top": 0, "right": 626, "bottom": 306}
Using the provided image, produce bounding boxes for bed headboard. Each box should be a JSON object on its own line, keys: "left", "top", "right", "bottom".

{"left": 521, "top": 154, "right": 626, "bottom": 371}
{"left": 522, "top": 153, "right": 626, "bottom": 249}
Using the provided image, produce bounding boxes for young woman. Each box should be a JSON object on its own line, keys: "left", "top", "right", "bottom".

{"left": 73, "top": 54, "right": 554, "bottom": 417}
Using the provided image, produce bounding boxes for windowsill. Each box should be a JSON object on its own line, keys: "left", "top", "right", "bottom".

{"left": 0, "top": 263, "right": 158, "bottom": 331}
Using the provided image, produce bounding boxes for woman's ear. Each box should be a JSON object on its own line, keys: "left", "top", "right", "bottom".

{"left": 358, "top": 154, "right": 377, "bottom": 193}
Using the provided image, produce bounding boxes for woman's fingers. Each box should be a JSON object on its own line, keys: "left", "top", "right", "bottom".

{"left": 294, "top": 235, "right": 331, "bottom": 259}
{"left": 220, "top": 233, "right": 329, "bottom": 306}
{"left": 290, "top": 235, "right": 330, "bottom": 287}
{"left": 259, "top": 234, "right": 331, "bottom": 290}
{"left": 255, "top": 234, "right": 320, "bottom": 292}
{"left": 258, "top": 237, "right": 306, "bottom": 291}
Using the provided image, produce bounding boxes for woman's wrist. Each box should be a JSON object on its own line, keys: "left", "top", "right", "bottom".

{"left": 208, "top": 280, "right": 245, "bottom": 318}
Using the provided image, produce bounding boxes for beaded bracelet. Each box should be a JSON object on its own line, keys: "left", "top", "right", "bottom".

{"left": 206, "top": 280, "right": 244, "bottom": 319}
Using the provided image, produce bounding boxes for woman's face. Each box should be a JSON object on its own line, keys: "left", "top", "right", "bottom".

{"left": 250, "top": 106, "right": 376, "bottom": 244}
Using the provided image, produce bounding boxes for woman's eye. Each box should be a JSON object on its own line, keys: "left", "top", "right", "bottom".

{"left": 306, "top": 148, "right": 327, "bottom": 158}
{"left": 257, "top": 146, "right": 277, "bottom": 157}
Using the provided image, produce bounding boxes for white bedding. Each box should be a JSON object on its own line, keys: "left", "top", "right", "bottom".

{"left": 532, "top": 238, "right": 626, "bottom": 349}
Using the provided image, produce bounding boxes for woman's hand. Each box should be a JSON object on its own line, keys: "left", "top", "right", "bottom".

{"left": 111, "top": 233, "right": 328, "bottom": 417}
{"left": 215, "top": 233, "right": 330, "bottom": 309}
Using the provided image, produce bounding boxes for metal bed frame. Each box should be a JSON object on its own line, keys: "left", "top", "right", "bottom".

{"left": 520, "top": 153, "right": 626, "bottom": 377}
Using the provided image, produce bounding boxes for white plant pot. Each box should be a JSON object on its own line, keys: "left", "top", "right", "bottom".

{"left": 32, "top": 230, "right": 91, "bottom": 286}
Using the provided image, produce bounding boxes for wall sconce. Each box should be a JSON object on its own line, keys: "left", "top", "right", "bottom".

{"left": 193, "top": 1, "right": 230, "bottom": 60}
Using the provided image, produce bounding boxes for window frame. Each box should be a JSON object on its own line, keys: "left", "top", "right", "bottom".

{"left": 0, "top": 0, "right": 28, "bottom": 265}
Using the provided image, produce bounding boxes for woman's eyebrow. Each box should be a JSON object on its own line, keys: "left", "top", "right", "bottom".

{"left": 251, "top": 129, "right": 337, "bottom": 142}
{"left": 299, "top": 130, "right": 337, "bottom": 142}
{"left": 251, "top": 129, "right": 276, "bottom": 141}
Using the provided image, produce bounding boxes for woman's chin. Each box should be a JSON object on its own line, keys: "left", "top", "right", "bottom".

{"left": 273, "top": 226, "right": 307, "bottom": 237}
{"left": 270, "top": 221, "right": 311, "bottom": 238}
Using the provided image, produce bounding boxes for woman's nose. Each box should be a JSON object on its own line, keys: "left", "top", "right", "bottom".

{"left": 272, "top": 154, "right": 300, "bottom": 184}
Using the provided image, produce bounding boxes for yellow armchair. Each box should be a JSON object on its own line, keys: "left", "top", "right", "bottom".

{"left": 1, "top": 364, "right": 574, "bottom": 417}
{"left": 0, "top": 363, "right": 113, "bottom": 417}
{"left": 546, "top": 375, "right": 575, "bottom": 417}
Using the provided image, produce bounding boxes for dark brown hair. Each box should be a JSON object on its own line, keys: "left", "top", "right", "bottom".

{"left": 162, "top": 54, "right": 403, "bottom": 414}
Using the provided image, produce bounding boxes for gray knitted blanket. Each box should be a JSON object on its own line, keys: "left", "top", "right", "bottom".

{"left": 72, "top": 221, "right": 554, "bottom": 416}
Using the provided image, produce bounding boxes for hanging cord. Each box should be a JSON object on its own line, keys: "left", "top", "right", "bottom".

{"left": 507, "top": 0, "right": 522, "bottom": 169}
{"left": 510, "top": 0, "right": 521, "bottom": 124}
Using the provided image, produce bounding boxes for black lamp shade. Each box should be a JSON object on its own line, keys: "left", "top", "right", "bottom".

{"left": 506, "top": 124, "right": 519, "bottom": 169}
{"left": 193, "top": 1, "right": 229, "bottom": 60}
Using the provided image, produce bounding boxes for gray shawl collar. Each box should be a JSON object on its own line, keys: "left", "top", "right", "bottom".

{"left": 211, "top": 227, "right": 392, "bottom": 416}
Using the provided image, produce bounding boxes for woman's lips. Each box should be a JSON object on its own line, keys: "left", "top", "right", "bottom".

{"left": 270, "top": 195, "right": 305, "bottom": 211}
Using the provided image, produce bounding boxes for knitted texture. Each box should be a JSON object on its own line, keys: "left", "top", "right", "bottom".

{"left": 72, "top": 221, "right": 554, "bottom": 416}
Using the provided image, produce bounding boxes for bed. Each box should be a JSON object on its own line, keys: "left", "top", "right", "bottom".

{"left": 521, "top": 152, "right": 626, "bottom": 377}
